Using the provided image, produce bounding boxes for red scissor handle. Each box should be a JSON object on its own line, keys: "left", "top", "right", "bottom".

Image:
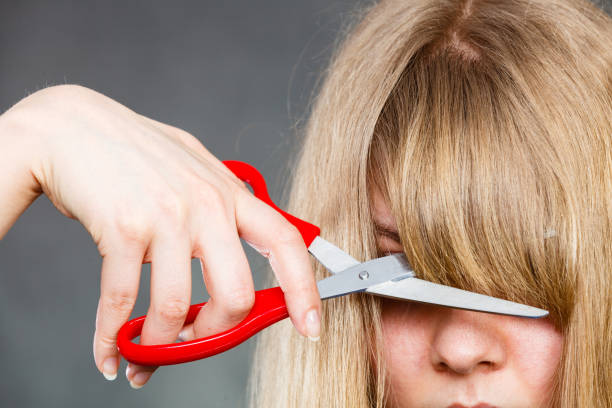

{"left": 221, "top": 160, "right": 320, "bottom": 247}
{"left": 117, "top": 160, "right": 321, "bottom": 366}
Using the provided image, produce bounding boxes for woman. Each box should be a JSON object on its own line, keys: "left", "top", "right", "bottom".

{"left": 0, "top": 0, "right": 609, "bottom": 406}
{"left": 247, "top": 0, "right": 611, "bottom": 405}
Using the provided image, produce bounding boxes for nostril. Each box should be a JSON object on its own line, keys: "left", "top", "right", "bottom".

{"left": 431, "top": 347, "right": 500, "bottom": 375}
{"left": 478, "top": 360, "right": 495, "bottom": 372}
{"left": 435, "top": 360, "right": 450, "bottom": 372}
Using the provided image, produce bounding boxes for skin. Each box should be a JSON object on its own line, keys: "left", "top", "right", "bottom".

{"left": 371, "top": 189, "right": 564, "bottom": 408}
{"left": 0, "top": 85, "right": 322, "bottom": 388}
{"left": 0, "top": 85, "right": 563, "bottom": 401}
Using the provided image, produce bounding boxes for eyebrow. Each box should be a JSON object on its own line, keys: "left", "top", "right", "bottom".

{"left": 374, "top": 222, "right": 402, "bottom": 243}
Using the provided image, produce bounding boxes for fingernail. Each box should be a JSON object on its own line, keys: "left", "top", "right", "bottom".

{"left": 102, "top": 357, "right": 118, "bottom": 381}
{"left": 125, "top": 364, "right": 133, "bottom": 381}
{"left": 304, "top": 308, "right": 320, "bottom": 342}
{"left": 130, "top": 371, "right": 151, "bottom": 389}
{"left": 177, "top": 327, "right": 189, "bottom": 342}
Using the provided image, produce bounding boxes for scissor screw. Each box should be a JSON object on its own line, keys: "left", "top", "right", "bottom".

{"left": 358, "top": 271, "right": 369, "bottom": 280}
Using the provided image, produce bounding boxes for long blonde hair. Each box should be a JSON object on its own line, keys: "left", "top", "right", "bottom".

{"left": 248, "top": 0, "right": 612, "bottom": 406}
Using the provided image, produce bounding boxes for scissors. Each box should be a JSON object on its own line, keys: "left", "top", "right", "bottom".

{"left": 117, "top": 160, "right": 548, "bottom": 366}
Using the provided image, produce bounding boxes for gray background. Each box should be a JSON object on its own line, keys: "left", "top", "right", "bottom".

{"left": 2, "top": 1, "right": 611, "bottom": 407}
{"left": 0, "top": 1, "right": 365, "bottom": 407}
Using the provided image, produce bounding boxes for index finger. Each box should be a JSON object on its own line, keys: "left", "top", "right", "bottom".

{"left": 234, "top": 191, "right": 322, "bottom": 341}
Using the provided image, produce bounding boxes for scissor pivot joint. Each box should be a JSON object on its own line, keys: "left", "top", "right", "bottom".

{"left": 358, "top": 271, "right": 369, "bottom": 280}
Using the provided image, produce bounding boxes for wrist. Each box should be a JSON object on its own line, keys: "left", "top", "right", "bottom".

{"left": 0, "top": 103, "right": 44, "bottom": 238}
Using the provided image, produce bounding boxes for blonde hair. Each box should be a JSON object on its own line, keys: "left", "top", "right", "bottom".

{"left": 248, "top": 0, "right": 612, "bottom": 407}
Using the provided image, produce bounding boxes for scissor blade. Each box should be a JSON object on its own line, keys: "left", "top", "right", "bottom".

{"left": 317, "top": 253, "right": 415, "bottom": 300}
{"left": 308, "top": 236, "right": 360, "bottom": 274}
{"left": 366, "top": 277, "right": 548, "bottom": 318}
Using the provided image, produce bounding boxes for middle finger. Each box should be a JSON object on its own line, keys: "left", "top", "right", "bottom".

{"left": 126, "top": 231, "right": 192, "bottom": 388}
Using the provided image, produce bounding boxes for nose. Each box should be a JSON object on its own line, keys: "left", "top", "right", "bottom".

{"left": 430, "top": 309, "right": 506, "bottom": 375}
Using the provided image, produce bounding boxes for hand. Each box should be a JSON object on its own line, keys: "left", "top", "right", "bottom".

{"left": 0, "top": 85, "right": 322, "bottom": 388}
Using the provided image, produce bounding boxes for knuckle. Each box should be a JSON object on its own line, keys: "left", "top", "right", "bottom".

{"left": 102, "top": 290, "right": 137, "bottom": 315}
{"left": 156, "top": 194, "right": 188, "bottom": 225}
{"left": 113, "top": 212, "right": 150, "bottom": 245}
{"left": 274, "top": 223, "right": 304, "bottom": 248}
{"left": 197, "top": 183, "right": 227, "bottom": 213}
{"left": 176, "top": 129, "right": 204, "bottom": 150}
{"left": 157, "top": 298, "right": 190, "bottom": 323}
{"left": 96, "top": 332, "right": 118, "bottom": 349}
{"left": 230, "top": 176, "right": 249, "bottom": 193}
{"left": 217, "top": 288, "right": 255, "bottom": 321}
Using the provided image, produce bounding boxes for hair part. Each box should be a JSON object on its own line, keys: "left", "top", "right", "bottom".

{"left": 249, "top": 1, "right": 612, "bottom": 407}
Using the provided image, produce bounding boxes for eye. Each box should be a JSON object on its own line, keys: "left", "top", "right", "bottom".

{"left": 375, "top": 229, "right": 403, "bottom": 255}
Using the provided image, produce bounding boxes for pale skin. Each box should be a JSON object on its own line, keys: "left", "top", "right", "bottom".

{"left": 1, "top": 85, "right": 563, "bottom": 402}
{"left": 371, "top": 189, "right": 564, "bottom": 408}
{"left": 0, "top": 85, "right": 322, "bottom": 388}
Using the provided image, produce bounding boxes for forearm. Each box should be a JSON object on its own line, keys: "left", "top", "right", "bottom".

{"left": 0, "top": 105, "right": 43, "bottom": 239}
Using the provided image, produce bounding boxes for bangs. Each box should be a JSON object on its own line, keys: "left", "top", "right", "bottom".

{"left": 368, "top": 49, "right": 576, "bottom": 328}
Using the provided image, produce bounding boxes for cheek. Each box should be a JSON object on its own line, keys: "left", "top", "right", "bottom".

{"left": 504, "top": 319, "right": 564, "bottom": 394}
{"left": 381, "top": 303, "right": 431, "bottom": 399}
{"left": 379, "top": 303, "right": 564, "bottom": 407}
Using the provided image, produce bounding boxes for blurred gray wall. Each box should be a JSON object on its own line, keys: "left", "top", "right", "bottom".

{"left": 2, "top": 1, "right": 611, "bottom": 407}
{"left": 0, "top": 1, "right": 365, "bottom": 406}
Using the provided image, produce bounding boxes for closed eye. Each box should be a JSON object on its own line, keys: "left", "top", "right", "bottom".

{"left": 374, "top": 223, "right": 403, "bottom": 255}
{"left": 374, "top": 223, "right": 401, "bottom": 243}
